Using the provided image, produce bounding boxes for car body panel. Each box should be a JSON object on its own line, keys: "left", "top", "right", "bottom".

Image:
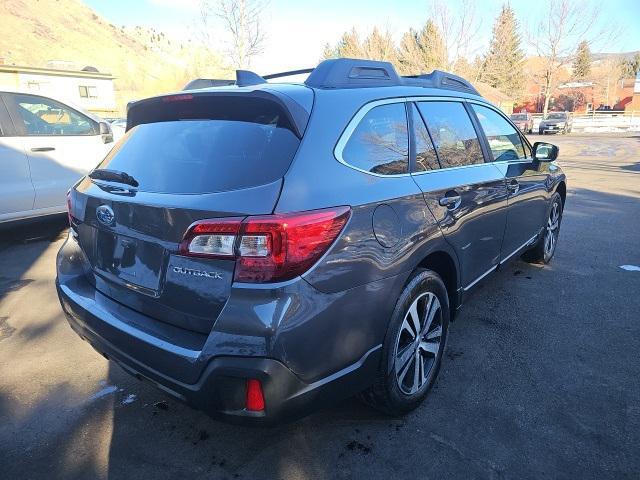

{"left": 56, "top": 71, "right": 567, "bottom": 422}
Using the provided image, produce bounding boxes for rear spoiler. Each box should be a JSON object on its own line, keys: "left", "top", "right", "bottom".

{"left": 182, "top": 78, "right": 236, "bottom": 90}
{"left": 126, "top": 89, "right": 311, "bottom": 138}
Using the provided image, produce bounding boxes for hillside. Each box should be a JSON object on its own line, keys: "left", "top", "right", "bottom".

{"left": 0, "top": 0, "right": 231, "bottom": 111}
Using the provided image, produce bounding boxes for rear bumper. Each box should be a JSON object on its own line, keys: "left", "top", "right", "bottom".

{"left": 55, "top": 235, "right": 385, "bottom": 424}
{"left": 58, "top": 280, "right": 381, "bottom": 424}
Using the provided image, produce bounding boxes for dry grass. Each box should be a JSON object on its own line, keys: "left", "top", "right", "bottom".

{"left": 0, "top": 0, "right": 232, "bottom": 112}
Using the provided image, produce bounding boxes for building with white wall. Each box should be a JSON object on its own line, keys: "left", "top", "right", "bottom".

{"left": 0, "top": 64, "right": 116, "bottom": 117}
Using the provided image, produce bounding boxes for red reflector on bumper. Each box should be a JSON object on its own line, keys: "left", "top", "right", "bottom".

{"left": 246, "top": 379, "right": 265, "bottom": 412}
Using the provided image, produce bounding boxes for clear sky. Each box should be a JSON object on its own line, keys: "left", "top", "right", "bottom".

{"left": 84, "top": 0, "right": 640, "bottom": 72}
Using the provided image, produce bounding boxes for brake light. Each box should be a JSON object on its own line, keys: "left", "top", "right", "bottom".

{"left": 179, "top": 207, "right": 351, "bottom": 283}
{"left": 161, "top": 94, "right": 194, "bottom": 103}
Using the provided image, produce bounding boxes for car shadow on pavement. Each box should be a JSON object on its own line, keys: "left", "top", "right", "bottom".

{"left": 2, "top": 186, "right": 640, "bottom": 479}
{"left": 100, "top": 185, "right": 640, "bottom": 479}
{"left": 0, "top": 217, "right": 67, "bottom": 304}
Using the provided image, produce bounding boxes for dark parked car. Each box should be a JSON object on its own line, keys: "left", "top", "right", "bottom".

{"left": 56, "top": 59, "right": 566, "bottom": 423}
{"left": 539, "top": 111, "right": 573, "bottom": 134}
{"left": 510, "top": 112, "right": 534, "bottom": 133}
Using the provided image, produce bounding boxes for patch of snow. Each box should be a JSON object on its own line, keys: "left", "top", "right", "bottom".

{"left": 89, "top": 385, "right": 118, "bottom": 401}
{"left": 620, "top": 265, "right": 640, "bottom": 272}
{"left": 121, "top": 394, "right": 137, "bottom": 405}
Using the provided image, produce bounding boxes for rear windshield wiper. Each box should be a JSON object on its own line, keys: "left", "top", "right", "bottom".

{"left": 89, "top": 169, "right": 139, "bottom": 188}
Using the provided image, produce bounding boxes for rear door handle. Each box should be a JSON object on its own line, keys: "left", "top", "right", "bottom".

{"left": 507, "top": 179, "right": 519, "bottom": 194}
{"left": 439, "top": 191, "right": 462, "bottom": 209}
{"left": 31, "top": 147, "right": 55, "bottom": 152}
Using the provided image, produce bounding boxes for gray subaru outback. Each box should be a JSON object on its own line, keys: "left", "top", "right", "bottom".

{"left": 56, "top": 58, "right": 566, "bottom": 423}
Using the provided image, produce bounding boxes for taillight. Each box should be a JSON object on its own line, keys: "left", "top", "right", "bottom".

{"left": 179, "top": 218, "right": 243, "bottom": 258}
{"left": 179, "top": 207, "right": 351, "bottom": 283}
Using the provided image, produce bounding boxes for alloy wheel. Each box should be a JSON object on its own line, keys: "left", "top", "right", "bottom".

{"left": 394, "top": 292, "right": 443, "bottom": 396}
{"left": 544, "top": 200, "right": 561, "bottom": 259}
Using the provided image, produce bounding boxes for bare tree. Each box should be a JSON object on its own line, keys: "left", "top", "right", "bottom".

{"left": 199, "top": 0, "right": 267, "bottom": 69}
{"left": 594, "top": 56, "right": 623, "bottom": 107}
{"left": 528, "top": 0, "right": 616, "bottom": 115}
{"left": 430, "top": 0, "right": 482, "bottom": 73}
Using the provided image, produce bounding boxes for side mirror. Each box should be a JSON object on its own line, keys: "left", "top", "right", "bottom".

{"left": 532, "top": 142, "right": 558, "bottom": 162}
{"left": 99, "top": 121, "right": 114, "bottom": 144}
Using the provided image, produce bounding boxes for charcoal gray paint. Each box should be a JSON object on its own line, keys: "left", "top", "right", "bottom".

{"left": 56, "top": 81, "right": 566, "bottom": 422}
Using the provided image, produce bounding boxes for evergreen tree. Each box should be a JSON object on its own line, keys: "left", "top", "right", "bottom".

{"left": 572, "top": 40, "right": 592, "bottom": 79}
{"left": 320, "top": 28, "right": 363, "bottom": 60}
{"left": 362, "top": 27, "right": 397, "bottom": 63}
{"left": 620, "top": 52, "right": 640, "bottom": 78}
{"left": 397, "top": 29, "right": 423, "bottom": 74}
{"left": 397, "top": 19, "right": 447, "bottom": 75}
{"left": 481, "top": 4, "right": 525, "bottom": 97}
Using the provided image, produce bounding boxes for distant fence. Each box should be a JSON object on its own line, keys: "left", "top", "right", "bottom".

{"left": 530, "top": 112, "right": 640, "bottom": 133}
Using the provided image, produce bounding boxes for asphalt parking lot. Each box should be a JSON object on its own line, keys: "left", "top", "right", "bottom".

{"left": 1, "top": 134, "right": 639, "bottom": 480}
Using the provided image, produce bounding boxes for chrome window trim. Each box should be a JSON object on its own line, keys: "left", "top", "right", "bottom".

{"left": 333, "top": 95, "right": 529, "bottom": 177}
{"left": 465, "top": 98, "right": 534, "bottom": 158}
{"left": 333, "top": 96, "right": 468, "bottom": 178}
{"left": 412, "top": 98, "right": 490, "bottom": 175}
{"left": 333, "top": 97, "right": 411, "bottom": 178}
{"left": 410, "top": 161, "right": 494, "bottom": 177}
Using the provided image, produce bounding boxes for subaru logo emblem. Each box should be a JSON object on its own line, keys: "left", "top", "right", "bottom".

{"left": 96, "top": 205, "right": 115, "bottom": 226}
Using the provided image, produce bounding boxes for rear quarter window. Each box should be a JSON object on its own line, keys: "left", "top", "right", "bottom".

{"left": 340, "top": 102, "right": 409, "bottom": 175}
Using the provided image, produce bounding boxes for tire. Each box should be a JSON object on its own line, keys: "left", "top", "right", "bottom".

{"left": 360, "top": 269, "right": 450, "bottom": 415}
{"left": 523, "top": 192, "right": 563, "bottom": 264}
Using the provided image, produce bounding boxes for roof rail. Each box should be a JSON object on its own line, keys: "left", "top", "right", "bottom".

{"left": 402, "top": 70, "right": 480, "bottom": 95}
{"left": 182, "top": 58, "right": 481, "bottom": 96}
{"left": 303, "top": 58, "right": 480, "bottom": 95}
{"left": 263, "top": 68, "right": 314, "bottom": 80}
{"left": 305, "top": 58, "right": 401, "bottom": 89}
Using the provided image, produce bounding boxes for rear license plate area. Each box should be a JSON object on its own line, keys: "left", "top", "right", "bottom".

{"left": 95, "top": 230, "right": 164, "bottom": 292}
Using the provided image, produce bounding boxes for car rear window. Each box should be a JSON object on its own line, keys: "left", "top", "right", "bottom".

{"left": 96, "top": 96, "right": 300, "bottom": 194}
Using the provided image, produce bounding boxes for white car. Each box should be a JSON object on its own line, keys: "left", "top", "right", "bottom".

{"left": 0, "top": 90, "right": 114, "bottom": 224}
{"left": 108, "top": 118, "right": 126, "bottom": 142}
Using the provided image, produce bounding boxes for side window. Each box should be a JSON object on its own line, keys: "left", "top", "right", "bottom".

{"left": 342, "top": 102, "right": 409, "bottom": 175}
{"left": 411, "top": 104, "right": 440, "bottom": 172}
{"left": 417, "top": 101, "right": 484, "bottom": 169}
{"left": 13, "top": 94, "right": 97, "bottom": 136}
{"left": 471, "top": 104, "right": 526, "bottom": 161}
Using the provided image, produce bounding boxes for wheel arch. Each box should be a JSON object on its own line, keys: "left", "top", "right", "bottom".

{"left": 555, "top": 180, "right": 566, "bottom": 208}
{"left": 416, "top": 250, "right": 460, "bottom": 320}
